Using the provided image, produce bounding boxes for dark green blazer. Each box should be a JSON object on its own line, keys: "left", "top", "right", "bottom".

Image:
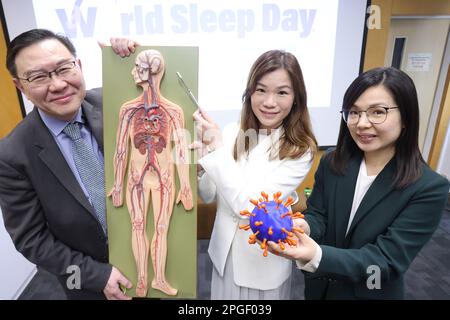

{"left": 304, "top": 152, "right": 449, "bottom": 300}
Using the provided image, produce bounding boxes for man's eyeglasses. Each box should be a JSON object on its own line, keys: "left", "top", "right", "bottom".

{"left": 341, "top": 105, "right": 399, "bottom": 125}
{"left": 17, "top": 60, "right": 78, "bottom": 86}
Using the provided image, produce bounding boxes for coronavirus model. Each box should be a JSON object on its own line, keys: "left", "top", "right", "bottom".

{"left": 239, "top": 191, "right": 304, "bottom": 257}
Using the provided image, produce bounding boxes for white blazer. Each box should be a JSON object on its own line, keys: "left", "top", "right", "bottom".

{"left": 198, "top": 123, "right": 312, "bottom": 290}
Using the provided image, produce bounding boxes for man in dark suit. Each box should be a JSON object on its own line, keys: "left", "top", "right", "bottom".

{"left": 0, "top": 29, "right": 137, "bottom": 299}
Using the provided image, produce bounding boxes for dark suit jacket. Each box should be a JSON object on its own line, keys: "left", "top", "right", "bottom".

{"left": 303, "top": 152, "right": 449, "bottom": 300}
{"left": 0, "top": 89, "right": 111, "bottom": 299}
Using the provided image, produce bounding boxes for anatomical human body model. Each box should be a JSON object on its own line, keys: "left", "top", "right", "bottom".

{"left": 240, "top": 192, "right": 304, "bottom": 257}
{"left": 109, "top": 50, "right": 193, "bottom": 297}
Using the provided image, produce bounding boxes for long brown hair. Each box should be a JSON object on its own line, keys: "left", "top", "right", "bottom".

{"left": 233, "top": 50, "right": 317, "bottom": 161}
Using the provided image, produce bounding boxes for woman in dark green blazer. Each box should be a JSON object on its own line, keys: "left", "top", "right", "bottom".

{"left": 269, "top": 67, "right": 449, "bottom": 299}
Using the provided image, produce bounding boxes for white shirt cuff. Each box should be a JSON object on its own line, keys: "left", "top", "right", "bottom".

{"left": 295, "top": 244, "right": 322, "bottom": 273}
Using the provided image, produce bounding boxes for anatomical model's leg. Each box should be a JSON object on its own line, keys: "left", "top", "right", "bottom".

{"left": 150, "top": 167, "right": 176, "bottom": 296}
{"left": 126, "top": 160, "right": 151, "bottom": 297}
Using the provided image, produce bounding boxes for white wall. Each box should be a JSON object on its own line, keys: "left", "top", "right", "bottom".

{"left": 0, "top": 208, "right": 36, "bottom": 299}
{"left": 422, "top": 19, "right": 450, "bottom": 160}
{"left": 385, "top": 18, "right": 450, "bottom": 151}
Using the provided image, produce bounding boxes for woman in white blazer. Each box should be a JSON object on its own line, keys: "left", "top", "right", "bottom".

{"left": 192, "top": 50, "right": 317, "bottom": 299}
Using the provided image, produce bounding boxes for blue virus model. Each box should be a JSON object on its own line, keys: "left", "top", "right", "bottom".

{"left": 239, "top": 191, "right": 305, "bottom": 257}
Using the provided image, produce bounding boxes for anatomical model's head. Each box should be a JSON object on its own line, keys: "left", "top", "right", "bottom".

{"left": 132, "top": 49, "right": 165, "bottom": 86}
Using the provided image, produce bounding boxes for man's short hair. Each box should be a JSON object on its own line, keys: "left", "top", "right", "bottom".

{"left": 6, "top": 29, "right": 76, "bottom": 78}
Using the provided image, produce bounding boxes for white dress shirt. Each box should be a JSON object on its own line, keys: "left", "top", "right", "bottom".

{"left": 199, "top": 122, "right": 312, "bottom": 290}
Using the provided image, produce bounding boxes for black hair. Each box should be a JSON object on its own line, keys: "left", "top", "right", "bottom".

{"left": 331, "top": 67, "right": 424, "bottom": 188}
{"left": 6, "top": 29, "right": 76, "bottom": 78}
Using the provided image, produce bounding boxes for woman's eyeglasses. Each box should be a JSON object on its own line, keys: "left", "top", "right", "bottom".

{"left": 341, "top": 105, "right": 399, "bottom": 124}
